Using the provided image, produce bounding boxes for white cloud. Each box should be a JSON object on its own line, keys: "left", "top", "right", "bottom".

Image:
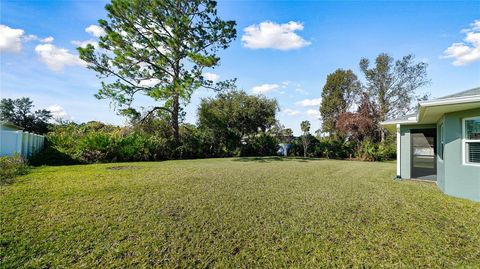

{"left": 442, "top": 19, "right": 480, "bottom": 66}
{"left": 40, "top": 36, "right": 54, "bottom": 43}
{"left": 281, "top": 81, "right": 290, "bottom": 88}
{"left": 71, "top": 39, "right": 98, "bottom": 48}
{"left": 35, "top": 44, "right": 85, "bottom": 71}
{"left": 48, "top": 105, "right": 73, "bottom": 121}
{"left": 0, "top": 25, "right": 24, "bottom": 53}
{"left": 471, "top": 20, "right": 480, "bottom": 31}
{"left": 203, "top": 72, "right": 220, "bottom": 82}
{"left": 86, "top": 25, "right": 106, "bottom": 37}
{"left": 71, "top": 25, "right": 105, "bottom": 49}
{"left": 306, "top": 109, "right": 321, "bottom": 119}
{"left": 241, "top": 21, "right": 311, "bottom": 50}
{"left": 295, "top": 88, "right": 309, "bottom": 95}
{"left": 284, "top": 108, "right": 301, "bottom": 116}
{"left": 295, "top": 98, "right": 321, "bottom": 107}
{"left": 23, "top": 34, "right": 54, "bottom": 43}
{"left": 251, "top": 83, "right": 280, "bottom": 95}
{"left": 24, "top": 34, "right": 38, "bottom": 42}
{"left": 138, "top": 78, "right": 160, "bottom": 87}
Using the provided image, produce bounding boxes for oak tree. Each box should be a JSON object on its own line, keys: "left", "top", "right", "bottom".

{"left": 198, "top": 90, "right": 278, "bottom": 153}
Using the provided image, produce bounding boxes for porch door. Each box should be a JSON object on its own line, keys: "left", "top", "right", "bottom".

{"left": 411, "top": 128, "right": 436, "bottom": 180}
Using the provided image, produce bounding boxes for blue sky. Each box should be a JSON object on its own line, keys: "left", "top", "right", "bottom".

{"left": 1, "top": 0, "right": 479, "bottom": 134}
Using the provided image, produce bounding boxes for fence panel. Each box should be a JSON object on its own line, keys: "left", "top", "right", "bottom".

{"left": 0, "top": 130, "right": 44, "bottom": 158}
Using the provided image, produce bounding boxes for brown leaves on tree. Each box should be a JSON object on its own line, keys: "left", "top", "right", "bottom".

{"left": 336, "top": 93, "right": 380, "bottom": 142}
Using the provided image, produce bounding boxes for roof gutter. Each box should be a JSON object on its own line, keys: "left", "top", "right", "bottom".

{"left": 380, "top": 119, "right": 417, "bottom": 125}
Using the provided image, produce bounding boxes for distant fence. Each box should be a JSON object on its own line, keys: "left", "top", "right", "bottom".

{"left": 0, "top": 130, "right": 45, "bottom": 158}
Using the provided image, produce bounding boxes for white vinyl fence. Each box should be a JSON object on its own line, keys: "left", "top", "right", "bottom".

{"left": 0, "top": 130, "right": 45, "bottom": 158}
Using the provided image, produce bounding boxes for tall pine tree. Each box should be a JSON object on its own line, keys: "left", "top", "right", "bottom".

{"left": 78, "top": 0, "right": 237, "bottom": 145}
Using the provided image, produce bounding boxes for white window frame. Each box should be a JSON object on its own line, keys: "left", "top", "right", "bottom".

{"left": 462, "top": 116, "right": 480, "bottom": 167}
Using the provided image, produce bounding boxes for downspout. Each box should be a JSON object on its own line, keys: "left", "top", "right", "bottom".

{"left": 395, "top": 123, "right": 402, "bottom": 180}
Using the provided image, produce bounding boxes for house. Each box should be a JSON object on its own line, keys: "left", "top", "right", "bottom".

{"left": 382, "top": 87, "right": 480, "bottom": 202}
{"left": 0, "top": 121, "right": 45, "bottom": 158}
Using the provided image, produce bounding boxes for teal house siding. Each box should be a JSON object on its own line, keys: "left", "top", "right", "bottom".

{"left": 442, "top": 108, "right": 480, "bottom": 201}
{"left": 436, "top": 117, "right": 446, "bottom": 192}
{"left": 382, "top": 87, "right": 480, "bottom": 202}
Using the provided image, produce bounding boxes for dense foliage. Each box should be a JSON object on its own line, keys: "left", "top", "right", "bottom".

{"left": 337, "top": 92, "right": 380, "bottom": 142}
{"left": 0, "top": 154, "right": 29, "bottom": 184}
{"left": 32, "top": 91, "right": 278, "bottom": 164}
{"left": 0, "top": 97, "right": 52, "bottom": 134}
{"left": 36, "top": 119, "right": 395, "bottom": 165}
{"left": 198, "top": 90, "right": 278, "bottom": 154}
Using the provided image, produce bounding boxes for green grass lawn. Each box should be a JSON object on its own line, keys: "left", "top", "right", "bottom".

{"left": 1, "top": 158, "right": 479, "bottom": 268}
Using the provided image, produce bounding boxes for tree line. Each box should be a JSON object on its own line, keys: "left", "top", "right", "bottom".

{"left": 1, "top": 0, "right": 429, "bottom": 164}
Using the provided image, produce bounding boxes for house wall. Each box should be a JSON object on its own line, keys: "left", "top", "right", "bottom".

{"left": 442, "top": 108, "right": 480, "bottom": 201}
{"left": 436, "top": 117, "right": 446, "bottom": 192}
{"left": 399, "top": 124, "right": 436, "bottom": 179}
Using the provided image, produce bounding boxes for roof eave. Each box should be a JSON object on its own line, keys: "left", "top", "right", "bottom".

{"left": 419, "top": 95, "right": 480, "bottom": 107}
{"left": 382, "top": 95, "right": 480, "bottom": 126}
{"left": 417, "top": 95, "right": 480, "bottom": 124}
{"left": 380, "top": 119, "right": 418, "bottom": 126}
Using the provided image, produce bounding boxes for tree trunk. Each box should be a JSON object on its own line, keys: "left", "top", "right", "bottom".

{"left": 378, "top": 87, "right": 387, "bottom": 143}
{"left": 380, "top": 128, "right": 385, "bottom": 143}
{"left": 172, "top": 93, "right": 180, "bottom": 145}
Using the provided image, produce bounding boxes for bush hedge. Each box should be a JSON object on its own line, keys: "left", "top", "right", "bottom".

{"left": 0, "top": 154, "right": 29, "bottom": 184}
{"left": 33, "top": 121, "right": 396, "bottom": 165}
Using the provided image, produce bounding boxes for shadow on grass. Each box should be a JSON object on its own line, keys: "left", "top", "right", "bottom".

{"left": 233, "top": 156, "right": 324, "bottom": 163}
{"left": 29, "top": 147, "right": 78, "bottom": 166}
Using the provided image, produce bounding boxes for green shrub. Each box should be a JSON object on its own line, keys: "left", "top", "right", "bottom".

{"left": 0, "top": 154, "right": 29, "bottom": 184}
{"left": 240, "top": 132, "right": 279, "bottom": 157}
{"left": 377, "top": 143, "right": 396, "bottom": 160}
{"left": 287, "top": 134, "right": 321, "bottom": 158}
{"left": 76, "top": 132, "right": 115, "bottom": 163}
{"left": 37, "top": 120, "right": 396, "bottom": 165}
{"left": 178, "top": 126, "right": 214, "bottom": 159}
{"left": 356, "top": 140, "right": 396, "bottom": 161}
{"left": 315, "top": 137, "right": 355, "bottom": 159}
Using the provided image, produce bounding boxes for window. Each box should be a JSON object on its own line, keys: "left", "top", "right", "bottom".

{"left": 463, "top": 117, "right": 480, "bottom": 165}
{"left": 439, "top": 123, "right": 444, "bottom": 160}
